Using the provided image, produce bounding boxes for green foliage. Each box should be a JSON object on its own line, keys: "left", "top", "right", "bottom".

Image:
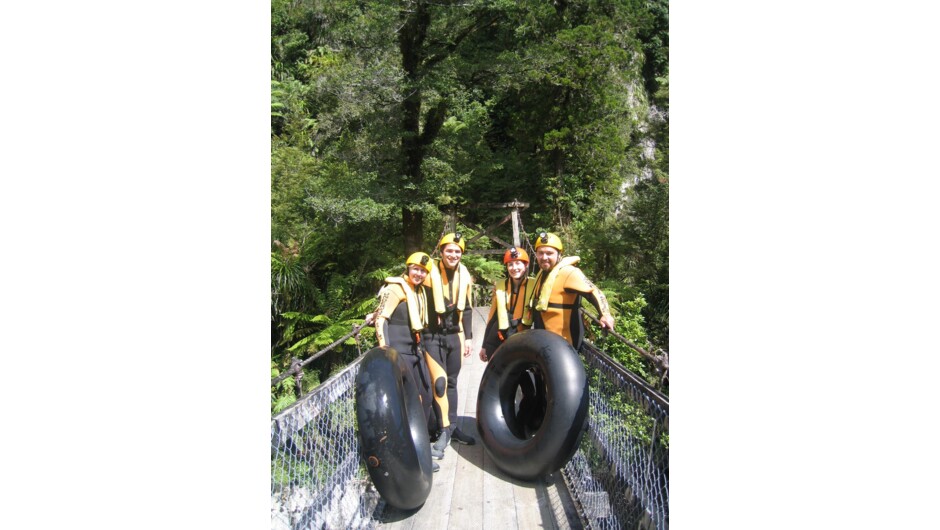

{"left": 270, "top": 0, "right": 669, "bottom": 406}
{"left": 271, "top": 448, "right": 312, "bottom": 487}
{"left": 271, "top": 361, "right": 313, "bottom": 415}
{"left": 271, "top": 240, "right": 311, "bottom": 319}
{"left": 621, "top": 179, "right": 669, "bottom": 349}
{"left": 270, "top": 79, "right": 317, "bottom": 146}
{"left": 278, "top": 297, "right": 375, "bottom": 356}
{"left": 461, "top": 253, "right": 508, "bottom": 287}
{"left": 600, "top": 300, "right": 652, "bottom": 381}
{"left": 272, "top": 392, "right": 298, "bottom": 415}
{"left": 584, "top": 290, "right": 666, "bottom": 393}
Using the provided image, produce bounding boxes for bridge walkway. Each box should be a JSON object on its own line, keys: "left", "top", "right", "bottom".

{"left": 374, "top": 307, "right": 583, "bottom": 529}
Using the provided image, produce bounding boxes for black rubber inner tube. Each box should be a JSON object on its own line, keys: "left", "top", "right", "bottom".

{"left": 355, "top": 346, "right": 433, "bottom": 510}
{"left": 476, "top": 329, "right": 589, "bottom": 481}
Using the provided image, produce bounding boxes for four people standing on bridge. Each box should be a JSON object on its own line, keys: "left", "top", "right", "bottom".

{"left": 371, "top": 231, "right": 615, "bottom": 464}
{"left": 424, "top": 232, "right": 477, "bottom": 457}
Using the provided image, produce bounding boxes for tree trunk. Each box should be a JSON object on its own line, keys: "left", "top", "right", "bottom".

{"left": 400, "top": 83, "right": 424, "bottom": 255}
{"left": 552, "top": 147, "right": 569, "bottom": 228}
{"left": 397, "top": 1, "right": 449, "bottom": 256}
{"left": 398, "top": 2, "right": 430, "bottom": 255}
{"left": 403, "top": 208, "right": 424, "bottom": 255}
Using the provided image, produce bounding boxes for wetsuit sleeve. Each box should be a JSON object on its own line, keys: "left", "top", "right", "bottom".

{"left": 462, "top": 303, "right": 473, "bottom": 340}
{"left": 373, "top": 285, "right": 404, "bottom": 347}
{"left": 462, "top": 280, "right": 473, "bottom": 340}
{"left": 583, "top": 290, "right": 612, "bottom": 319}
{"left": 486, "top": 287, "right": 497, "bottom": 321}
{"left": 481, "top": 317, "right": 501, "bottom": 353}
{"left": 563, "top": 268, "right": 612, "bottom": 318}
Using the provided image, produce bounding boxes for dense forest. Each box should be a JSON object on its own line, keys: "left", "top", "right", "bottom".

{"left": 271, "top": 0, "right": 669, "bottom": 411}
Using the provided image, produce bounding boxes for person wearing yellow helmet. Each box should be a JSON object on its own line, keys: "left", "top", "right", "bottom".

{"left": 534, "top": 231, "right": 564, "bottom": 252}
{"left": 371, "top": 252, "right": 439, "bottom": 471}
{"left": 436, "top": 231, "right": 466, "bottom": 252}
{"left": 423, "top": 232, "right": 476, "bottom": 454}
{"left": 478, "top": 246, "right": 534, "bottom": 362}
{"left": 529, "top": 232, "right": 615, "bottom": 350}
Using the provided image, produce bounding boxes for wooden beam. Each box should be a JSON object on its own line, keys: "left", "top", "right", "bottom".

{"left": 449, "top": 199, "right": 529, "bottom": 256}
{"left": 460, "top": 219, "right": 515, "bottom": 249}
{"left": 464, "top": 249, "right": 506, "bottom": 255}
{"left": 466, "top": 213, "right": 512, "bottom": 244}
{"left": 467, "top": 201, "right": 529, "bottom": 209}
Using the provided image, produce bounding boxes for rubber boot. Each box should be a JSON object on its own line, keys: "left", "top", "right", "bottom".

{"left": 452, "top": 427, "right": 476, "bottom": 445}
{"left": 432, "top": 428, "right": 451, "bottom": 457}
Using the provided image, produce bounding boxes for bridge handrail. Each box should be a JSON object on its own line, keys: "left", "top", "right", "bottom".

{"left": 270, "top": 319, "right": 370, "bottom": 389}
{"left": 580, "top": 307, "right": 669, "bottom": 385}
{"left": 271, "top": 351, "right": 379, "bottom": 530}
{"left": 565, "top": 339, "right": 669, "bottom": 529}
{"left": 581, "top": 340, "right": 669, "bottom": 428}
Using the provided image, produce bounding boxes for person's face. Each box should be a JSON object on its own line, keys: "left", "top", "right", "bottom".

{"left": 407, "top": 264, "right": 428, "bottom": 286}
{"left": 535, "top": 246, "right": 559, "bottom": 271}
{"left": 440, "top": 243, "right": 463, "bottom": 269}
{"left": 506, "top": 260, "right": 527, "bottom": 280}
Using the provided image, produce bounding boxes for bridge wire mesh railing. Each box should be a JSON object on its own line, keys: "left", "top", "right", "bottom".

{"left": 271, "top": 356, "right": 379, "bottom": 530}
{"left": 563, "top": 340, "right": 669, "bottom": 530}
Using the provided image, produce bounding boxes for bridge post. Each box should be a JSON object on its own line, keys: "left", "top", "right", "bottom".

{"left": 291, "top": 357, "right": 303, "bottom": 397}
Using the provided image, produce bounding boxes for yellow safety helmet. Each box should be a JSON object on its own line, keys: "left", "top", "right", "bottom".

{"left": 405, "top": 252, "right": 433, "bottom": 272}
{"left": 437, "top": 232, "right": 465, "bottom": 252}
{"left": 503, "top": 246, "right": 529, "bottom": 265}
{"left": 534, "top": 232, "right": 563, "bottom": 252}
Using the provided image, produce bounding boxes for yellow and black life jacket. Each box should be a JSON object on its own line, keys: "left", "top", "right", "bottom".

{"left": 383, "top": 276, "right": 427, "bottom": 331}
{"left": 428, "top": 261, "right": 471, "bottom": 314}
{"left": 496, "top": 276, "right": 535, "bottom": 331}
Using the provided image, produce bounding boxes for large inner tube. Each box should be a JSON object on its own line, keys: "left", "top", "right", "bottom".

{"left": 355, "top": 346, "right": 433, "bottom": 510}
{"left": 476, "top": 329, "right": 589, "bottom": 481}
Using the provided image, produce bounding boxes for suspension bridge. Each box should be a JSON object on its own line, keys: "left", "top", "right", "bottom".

{"left": 271, "top": 306, "right": 669, "bottom": 529}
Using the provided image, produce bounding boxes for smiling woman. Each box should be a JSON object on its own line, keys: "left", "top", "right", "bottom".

{"left": 372, "top": 252, "right": 436, "bottom": 435}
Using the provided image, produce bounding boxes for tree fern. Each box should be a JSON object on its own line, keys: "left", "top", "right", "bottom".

{"left": 280, "top": 297, "right": 376, "bottom": 355}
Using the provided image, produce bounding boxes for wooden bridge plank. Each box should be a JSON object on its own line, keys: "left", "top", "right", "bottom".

{"left": 447, "top": 307, "right": 488, "bottom": 530}
{"left": 482, "top": 452, "right": 519, "bottom": 530}
{"left": 543, "top": 471, "right": 582, "bottom": 529}
{"left": 446, "top": 432, "right": 485, "bottom": 530}
{"left": 512, "top": 476, "right": 543, "bottom": 529}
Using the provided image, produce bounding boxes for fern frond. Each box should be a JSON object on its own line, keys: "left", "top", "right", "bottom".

{"left": 312, "top": 322, "right": 350, "bottom": 349}
{"left": 342, "top": 297, "right": 378, "bottom": 320}
{"left": 273, "top": 393, "right": 297, "bottom": 414}
{"left": 281, "top": 312, "right": 333, "bottom": 325}
{"left": 287, "top": 333, "right": 319, "bottom": 353}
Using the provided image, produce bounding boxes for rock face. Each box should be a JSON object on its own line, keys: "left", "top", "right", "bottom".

{"left": 271, "top": 478, "right": 381, "bottom": 530}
